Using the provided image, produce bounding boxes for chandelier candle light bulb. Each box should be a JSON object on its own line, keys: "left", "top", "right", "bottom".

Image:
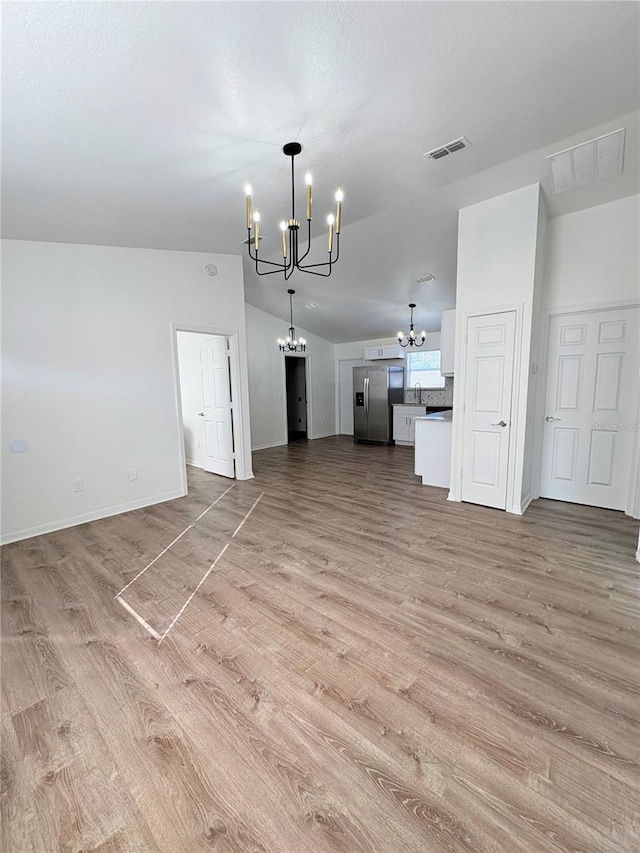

{"left": 252, "top": 211, "right": 260, "bottom": 250}
{"left": 305, "top": 172, "right": 313, "bottom": 220}
{"left": 327, "top": 213, "right": 335, "bottom": 253}
{"left": 335, "top": 188, "right": 343, "bottom": 233}
{"left": 244, "top": 184, "right": 252, "bottom": 228}
{"left": 280, "top": 220, "right": 288, "bottom": 257}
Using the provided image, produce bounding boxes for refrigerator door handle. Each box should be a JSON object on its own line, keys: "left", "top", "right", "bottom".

{"left": 364, "top": 377, "right": 369, "bottom": 417}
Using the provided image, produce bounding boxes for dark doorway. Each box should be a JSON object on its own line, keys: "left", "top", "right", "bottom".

{"left": 285, "top": 356, "right": 308, "bottom": 443}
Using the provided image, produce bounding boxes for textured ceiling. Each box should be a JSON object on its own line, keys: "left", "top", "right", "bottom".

{"left": 2, "top": 2, "right": 639, "bottom": 341}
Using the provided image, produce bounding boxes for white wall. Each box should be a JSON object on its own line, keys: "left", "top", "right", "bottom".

{"left": 1, "top": 240, "right": 251, "bottom": 544}
{"left": 521, "top": 198, "right": 548, "bottom": 506}
{"left": 176, "top": 332, "right": 227, "bottom": 469}
{"left": 245, "top": 304, "right": 336, "bottom": 450}
{"left": 544, "top": 194, "right": 640, "bottom": 309}
{"left": 450, "top": 183, "right": 543, "bottom": 514}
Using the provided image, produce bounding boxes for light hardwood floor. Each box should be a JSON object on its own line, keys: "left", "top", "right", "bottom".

{"left": 2, "top": 437, "right": 639, "bottom": 852}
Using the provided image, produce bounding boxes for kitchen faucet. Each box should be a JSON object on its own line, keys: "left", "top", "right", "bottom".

{"left": 414, "top": 382, "right": 423, "bottom": 405}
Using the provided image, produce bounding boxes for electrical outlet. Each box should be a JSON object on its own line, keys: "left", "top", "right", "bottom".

{"left": 128, "top": 468, "right": 138, "bottom": 481}
{"left": 73, "top": 478, "right": 84, "bottom": 492}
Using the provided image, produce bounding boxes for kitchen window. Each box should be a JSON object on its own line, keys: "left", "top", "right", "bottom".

{"left": 406, "top": 350, "right": 446, "bottom": 389}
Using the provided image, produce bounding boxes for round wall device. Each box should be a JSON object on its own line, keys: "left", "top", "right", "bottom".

{"left": 205, "top": 264, "right": 218, "bottom": 277}
{"left": 9, "top": 439, "right": 29, "bottom": 453}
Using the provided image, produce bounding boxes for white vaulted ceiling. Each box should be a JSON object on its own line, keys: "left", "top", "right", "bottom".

{"left": 2, "top": 2, "right": 639, "bottom": 341}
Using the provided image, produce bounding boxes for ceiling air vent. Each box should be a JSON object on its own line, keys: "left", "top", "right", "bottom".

{"left": 414, "top": 273, "right": 436, "bottom": 283}
{"left": 546, "top": 128, "right": 625, "bottom": 194}
{"left": 423, "top": 136, "right": 471, "bottom": 161}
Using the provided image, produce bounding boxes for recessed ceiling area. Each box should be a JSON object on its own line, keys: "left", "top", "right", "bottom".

{"left": 2, "top": 1, "right": 639, "bottom": 341}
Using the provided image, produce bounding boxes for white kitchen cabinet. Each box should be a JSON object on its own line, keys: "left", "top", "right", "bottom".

{"left": 365, "top": 344, "right": 405, "bottom": 360}
{"left": 393, "top": 405, "right": 426, "bottom": 445}
{"left": 440, "top": 309, "right": 456, "bottom": 376}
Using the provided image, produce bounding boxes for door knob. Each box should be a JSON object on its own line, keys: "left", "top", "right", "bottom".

{"left": 545, "top": 416, "right": 561, "bottom": 422}
{"left": 491, "top": 420, "right": 508, "bottom": 427}
{"left": 198, "top": 412, "right": 205, "bottom": 417}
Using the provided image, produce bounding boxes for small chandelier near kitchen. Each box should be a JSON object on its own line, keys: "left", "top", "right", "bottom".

{"left": 244, "top": 142, "right": 343, "bottom": 280}
{"left": 277, "top": 289, "right": 307, "bottom": 353}
{"left": 397, "top": 303, "right": 426, "bottom": 348}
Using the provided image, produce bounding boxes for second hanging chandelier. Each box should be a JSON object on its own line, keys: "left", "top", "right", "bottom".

{"left": 277, "top": 289, "right": 306, "bottom": 353}
{"left": 244, "top": 142, "right": 343, "bottom": 279}
{"left": 397, "top": 303, "right": 427, "bottom": 348}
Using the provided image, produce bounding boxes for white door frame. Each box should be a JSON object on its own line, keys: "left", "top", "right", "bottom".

{"left": 449, "top": 302, "right": 525, "bottom": 513}
{"left": 281, "top": 353, "right": 313, "bottom": 440}
{"left": 532, "top": 298, "right": 640, "bottom": 518}
{"left": 335, "top": 357, "right": 365, "bottom": 435}
{"left": 170, "top": 323, "right": 253, "bottom": 492}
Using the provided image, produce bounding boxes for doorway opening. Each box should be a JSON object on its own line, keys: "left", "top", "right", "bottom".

{"left": 285, "top": 356, "right": 308, "bottom": 443}
{"left": 175, "top": 331, "right": 235, "bottom": 478}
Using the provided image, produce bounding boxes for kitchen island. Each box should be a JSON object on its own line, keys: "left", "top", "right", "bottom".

{"left": 414, "top": 410, "right": 452, "bottom": 488}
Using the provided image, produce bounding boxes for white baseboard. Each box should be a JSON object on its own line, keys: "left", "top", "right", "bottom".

{"left": 1, "top": 488, "right": 186, "bottom": 546}
{"left": 186, "top": 460, "right": 204, "bottom": 469}
{"left": 251, "top": 441, "right": 287, "bottom": 452}
{"left": 252, "top": 433, "right": 335, "bottom": 451}
{"left": 509, "top": 493, "right": 532, "bottom": 516}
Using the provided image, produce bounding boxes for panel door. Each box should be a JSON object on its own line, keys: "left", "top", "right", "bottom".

{"left": 539, "top": 307, "right": 639, "bottom": 510}
{"left": 339, "top": 359, "right": 364, "bottom": 434}
{"left": 461, "top": 312, "right": 516, "bottom": 509}
{"left": 199, "top": 336, "right": 235, "bottom": 478}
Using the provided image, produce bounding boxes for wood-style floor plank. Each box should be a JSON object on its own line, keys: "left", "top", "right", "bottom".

{"left": 2, "top": 436, "right": 639, "bottom": 852}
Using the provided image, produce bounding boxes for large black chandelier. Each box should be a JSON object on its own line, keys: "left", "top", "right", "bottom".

{"left": 397, "top": 303, "right": 426, "bottom": 348}
{"left": 244, "top": 142, "right": 343, "bottom": 279}
{"left": 277, "top": 289, "right": 307, "bottom": 352}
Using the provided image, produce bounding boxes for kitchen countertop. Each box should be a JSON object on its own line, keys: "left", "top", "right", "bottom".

{"left": 416, "top": 410, "right": 453, "bottom": 422}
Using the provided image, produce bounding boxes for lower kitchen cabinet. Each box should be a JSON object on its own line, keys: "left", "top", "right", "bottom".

{"left": 392, "top": 406, "right": 426, "bottom": 445}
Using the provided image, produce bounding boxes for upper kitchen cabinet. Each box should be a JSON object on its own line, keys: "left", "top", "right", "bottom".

{"left": 364, "top": 344, "right": 406, "bottom": 360}
{"left": 440, "top": 309, "right": 456, "bottom": 376}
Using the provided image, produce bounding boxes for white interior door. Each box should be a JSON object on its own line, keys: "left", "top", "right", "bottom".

{"left": 540, "top": 307, "right": 639, "bottom": 510}
{"left": 199, "top": 336, "right": 235, "bottom": 478}
{"left": 461, "top": 311, "right": 516, "bottom": 509}
{"left": 339, "top": 359, "right": 364, "bottom": 435}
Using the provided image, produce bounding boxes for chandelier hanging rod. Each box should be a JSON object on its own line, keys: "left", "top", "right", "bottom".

{"left": 244, "top": 142, "right": 343, "bottom": 280}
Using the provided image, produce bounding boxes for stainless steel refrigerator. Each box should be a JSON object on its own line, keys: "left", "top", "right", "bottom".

{"left": 353, "top": 365, "right": 404, "bottom": 444}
